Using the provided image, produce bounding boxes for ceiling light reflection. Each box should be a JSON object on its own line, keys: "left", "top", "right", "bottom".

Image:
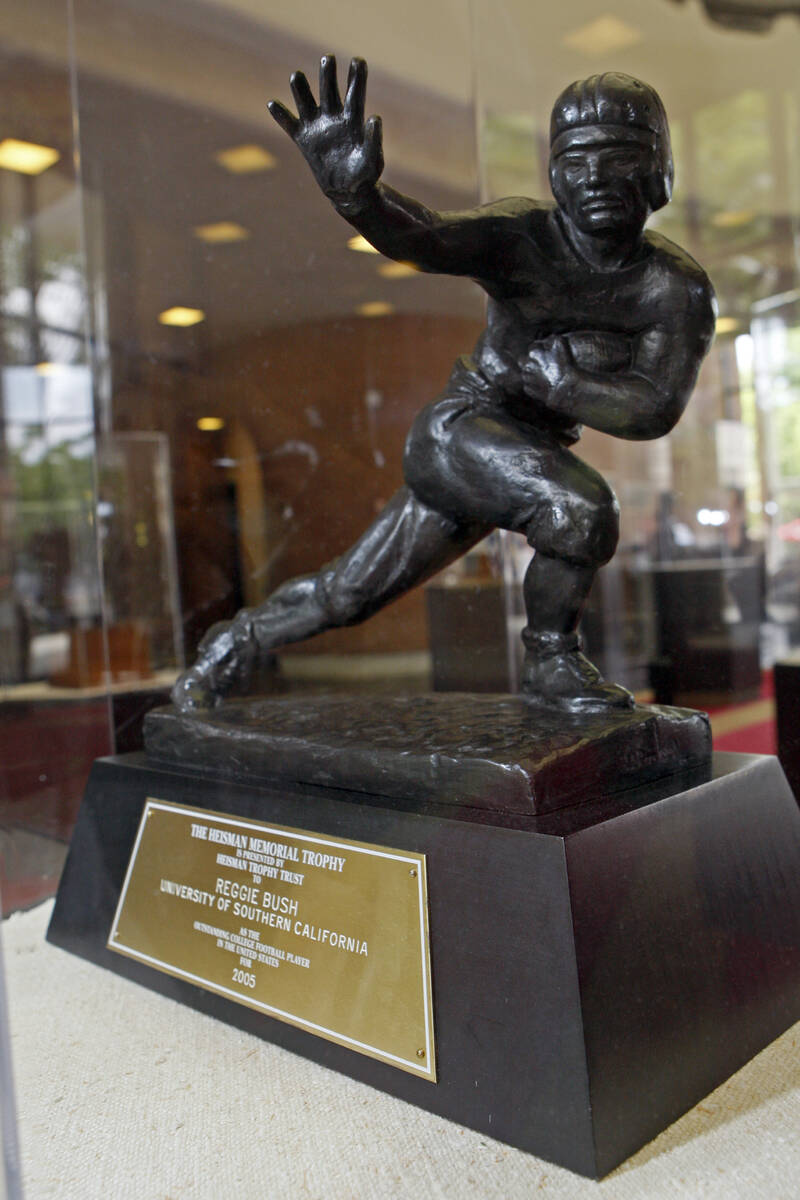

{"left": 215, "top": 145, "right": 276, "bottom": 173}
{"left": 0, "top": 138, "right": 60, "bottom": 175}
{"left": 378, "top": 262, "right": 420, "bottom": 279}
{"left": 194, "top": 221, "right": 250, "bottom": 243}
{"left": 697, "top": 508, "right": 729, "bottom": 527}
{"left": 348, "top": 235, "right": 379, "bottom": 254}
{"left": 711, "top": 209, "right": 756, "bottom": 229}
{"left": 159, "top": 307, "right": 206, "bottom": 327}
{"left": 562, "top": 16, "right": 642, "bottom": 56}
{"left": 356, "top": 301, "right": 395, "bottom": 318}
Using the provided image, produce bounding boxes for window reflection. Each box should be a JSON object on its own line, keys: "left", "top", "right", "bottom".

{"left": 3, "top": 365, "right": 97, "bottom": 672}
{"left": 0, "top": 29, "right": 106, "bottom": 901}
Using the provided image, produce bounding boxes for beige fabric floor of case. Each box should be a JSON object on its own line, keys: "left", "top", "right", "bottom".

{"left": 5, "top": 900, "right": 800, "bottom": 1200}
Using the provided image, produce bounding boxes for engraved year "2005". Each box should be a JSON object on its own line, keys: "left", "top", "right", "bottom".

{"left": 232, "top": 967, "right": 256, "bottom": 989}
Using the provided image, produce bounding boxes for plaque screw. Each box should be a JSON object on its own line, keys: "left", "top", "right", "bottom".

{"left": 409, "top": 868, "right": 417, "bottom": 878}
{"left": 416, "top": 1049, "right": 426, "bottom": 1059}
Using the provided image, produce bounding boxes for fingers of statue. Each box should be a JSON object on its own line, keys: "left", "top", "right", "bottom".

{"left": 525, "top": 337, "right": 574, "bottom": 407}
{"left": 344, "top": 56, "right": 368, "bottom": 128}
{"left": 541, "top": 334, "right": 569, "bottom": 358}
{"left": 526, "top": 347, "right": 551, "bottom": 374}
{"left": 319, "top": 54, "right": 343, "bottom": 114}
{"left": 269, "top": 58, "right": 381, "bottom": 193}
{"left": 530, "top": 336, "right": 569, "bottom": 376}
{"left": 522, "top": 354, "right": 548, "bottom": 399}
{"left": 363, "top": 115, "right": 384, "bottom": 174}
{"left": 270, "top": 57, "right": 370, "bottom": 139}
{"left": 525, "top": 346, "right": 560, "bottom": 394}
{"left": 267, "top": 99, "right": 300, "bottom": 139}
{"left": 290, "top": 70, "right": 318, "bottom": 122}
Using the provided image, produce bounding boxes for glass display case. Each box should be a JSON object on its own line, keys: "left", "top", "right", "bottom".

{"left": 2, "top": 0, "right": 800, "bottom": 1194}
{"left": 0, "top": 908, "right": 21, "bottom": 1200}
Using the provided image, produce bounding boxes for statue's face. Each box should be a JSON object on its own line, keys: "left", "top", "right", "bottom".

{"left": 550, "top": 133, "right": 654, "bottom": 238}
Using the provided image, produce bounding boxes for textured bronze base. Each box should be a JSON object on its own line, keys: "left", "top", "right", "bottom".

{"left": 143, "top": 694, "right": 711, "bottom": 817}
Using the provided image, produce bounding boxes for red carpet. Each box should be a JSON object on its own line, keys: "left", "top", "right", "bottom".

{"left": 712, "top": 718, "right": 776, "bottom": 755}
{"left": 708, "top": 672, "right": 777, "bottom": 755}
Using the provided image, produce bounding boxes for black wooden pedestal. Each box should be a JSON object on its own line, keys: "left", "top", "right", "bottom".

{"left": 775, "top": 655, "right": 800, "bottom": 802}
{"left": 47, "top": 737, "right": 800, "bottom": 1178}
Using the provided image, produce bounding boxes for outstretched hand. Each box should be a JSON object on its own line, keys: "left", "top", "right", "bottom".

{"left": 268, "top": 56, "right": 384, "bottom": 204}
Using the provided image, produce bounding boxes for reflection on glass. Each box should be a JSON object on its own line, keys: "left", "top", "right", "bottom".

{"left": 65, "top": 0, "right": 480, "bottom": 697}
{"left": 97, "top": 433, "right": 184, "bottom": 674}
{"left": 2, "top": 366, "right": 97, "bottom": 683}
{"left": 2, "top": 0, "right": 800, "bottom": 860}
{"left": 0, "top": 22, "right": 110, "bottom": 876}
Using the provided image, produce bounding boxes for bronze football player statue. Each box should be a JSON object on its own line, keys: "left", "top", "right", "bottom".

{"left": 173, "top": 58, "right": 715, "bottom": 714}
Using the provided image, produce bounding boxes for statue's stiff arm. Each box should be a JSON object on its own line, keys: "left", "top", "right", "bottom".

{"left": 331, "top": 181, "right": 517, "bottom": 278}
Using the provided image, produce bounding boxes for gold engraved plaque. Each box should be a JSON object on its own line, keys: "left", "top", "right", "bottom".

{"left": 108, "top": 799, "right": 436, "bottom": 1080}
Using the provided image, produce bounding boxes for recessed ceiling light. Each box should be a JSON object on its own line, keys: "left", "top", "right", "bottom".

{"left": 194, "top": 221, "right": 250, "bottom": 243}
{"left": 0, "top": 138, "right": 60, "bottom": 175}
{"left": 158, "top": 306, "right": 206, "bottom": 327}
{"left": 711, "top": 209, "right": 756, "bottom": 229}
{"left": 215, "top": 144, "right": 276, "bottom": 174}
{"left": 197, "top": 417, "right": 225, "bottom": 431}
{"left": 715, "top": 316, "right": 741, "bottom": 335}
{"left": 348, "top": 235, "right": 380, "bottom": 254}
{"left": 562, "top": 15, "right": 642, "bottom": 57}
{"left": 356, "top": 301, "right": 394, "bottom": 318}
{"left": 378, "top": 262, "right": 420, "bottom": 279}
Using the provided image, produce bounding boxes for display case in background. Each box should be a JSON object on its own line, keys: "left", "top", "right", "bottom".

{"left": 3, "top": 0, "right": 800, "bottom": 1192}
{"left": 0, "top": 8, "right": 105, "bottom": 911}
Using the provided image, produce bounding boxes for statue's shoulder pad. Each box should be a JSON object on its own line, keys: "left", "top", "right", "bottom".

{"left": 471, "top": 197, "right": 551, "bottom": 224}
{"left": 644, "top": 230, "right": 714, "bottom": 298}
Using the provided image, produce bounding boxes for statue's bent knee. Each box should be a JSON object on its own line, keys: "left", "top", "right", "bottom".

{"left": 528, "top": 485, "right": 619, "bottom": 567}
